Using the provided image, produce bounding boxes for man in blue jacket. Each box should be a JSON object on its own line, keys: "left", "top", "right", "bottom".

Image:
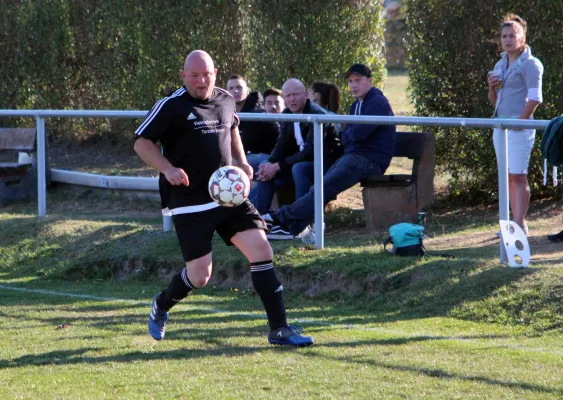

{"left": 264, "top": 63, "right": 396, "bottom": 239}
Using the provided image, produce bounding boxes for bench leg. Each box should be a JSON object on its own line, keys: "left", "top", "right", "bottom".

{"left": 362, "top": 186, "right": 419, "bottom": 234}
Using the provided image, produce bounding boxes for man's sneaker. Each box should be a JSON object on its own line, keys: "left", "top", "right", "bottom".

{"left": 261, "top": 212, "right": 277, "bottom": 229}
{"left": 548, "top": 230, "right": 563, "bottom": 242}
{"left": 268, "top": 325, "right": 314, "bottom": 347}
{"left": 148, "top": 295, "right": 168, "bottom": 341}
{"left": 267, "top": 225, "right": 295, "bottom": 240}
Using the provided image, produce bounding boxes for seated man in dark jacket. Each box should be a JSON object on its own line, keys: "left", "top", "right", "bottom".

{"left": 226, "top": 74, "right": 280, "bottom": 173}
{"left": 250, "top": 78, "right": 342, "bottom": 214}
{"left": 263, "top": 64, "right": 396, "bottom": 240}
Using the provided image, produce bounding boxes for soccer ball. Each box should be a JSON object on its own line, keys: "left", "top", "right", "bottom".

{"left": 208, "top": 166, "right": 250, "bottom": 207}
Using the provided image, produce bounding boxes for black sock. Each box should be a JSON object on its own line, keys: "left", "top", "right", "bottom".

{"left": 251, "top": 260, "right": 287, "bottom": 330}
{"left": 156, "top": 268, "right": 194, "bottom": 311}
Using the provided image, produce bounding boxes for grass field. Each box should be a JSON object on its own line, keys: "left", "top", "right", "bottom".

{"left": 1, "top": 283, "right": 561, "bottom": 399}
{"left": 1, "top": 189, "right": 562, "bottom": 399}
{"left": 2, "top": 71, "right": 562, "bottom": 399}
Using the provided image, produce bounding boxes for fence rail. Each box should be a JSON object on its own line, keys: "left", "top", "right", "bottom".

{"left": 0, "top": 109, "right": 552, "bottom": 266}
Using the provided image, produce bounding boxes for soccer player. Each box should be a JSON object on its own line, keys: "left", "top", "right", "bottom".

{"left": 134, "top": 50, "right": 313, "bottom": 347}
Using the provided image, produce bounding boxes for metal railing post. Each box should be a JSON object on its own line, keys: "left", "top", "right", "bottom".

{"left": 36, "top": 116, "right": 47, "bottom": 217}
{"left": 497, "top": 128, "right": 510, "bottom": 264}
{"left": 313, "top": 121, "right": 324, "bottom": 249}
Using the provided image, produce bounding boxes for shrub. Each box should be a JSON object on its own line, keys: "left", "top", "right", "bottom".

{"left": 0, "top": 0, "right": 386, "bottom": 141}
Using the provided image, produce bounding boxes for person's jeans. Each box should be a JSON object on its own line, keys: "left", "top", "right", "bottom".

{"left": 246, "top": 153, "right": 270, "bottom": 178}
{"left": 291, "top": 161, "right": 314, "bottom": 200}
{"left": 292, "top": 161, "right": 335, "bottom": 200}
{"left": 249, "top": 168, "right": 294, "bottom": 214}
{"left": 276, "top": 153, "right": 383, "bottom": 235}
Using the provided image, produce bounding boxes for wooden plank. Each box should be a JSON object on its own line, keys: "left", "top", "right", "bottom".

{"left": 0, "top": 128, "right": 36, "bottom": 151}
{"left": 0, "top": 163, "right": 30, "bottom": 177}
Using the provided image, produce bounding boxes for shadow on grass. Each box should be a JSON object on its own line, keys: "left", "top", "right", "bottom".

{"left": 1, "top": 198, "right": 558, "bottom": 332}
{"left": 301, "top": 350, "right": 563, "bottom": 396}
{"left": 0, "top": 340, "right": 560, "bottom": 396}
{"left": 2, "top": 287, "right": 561, "bottom": 396}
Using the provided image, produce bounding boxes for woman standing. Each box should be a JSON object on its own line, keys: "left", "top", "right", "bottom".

{"left": 488, "top": 14, "right": 543, "bottom": 234}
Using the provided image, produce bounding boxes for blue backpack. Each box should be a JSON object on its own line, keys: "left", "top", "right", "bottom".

{"left": 384, "top": 223, "right": 425, "bottom": 256}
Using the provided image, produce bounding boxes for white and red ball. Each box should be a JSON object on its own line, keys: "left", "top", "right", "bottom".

{"left": 208, "top": 166, "right": 250, "bottom": 207}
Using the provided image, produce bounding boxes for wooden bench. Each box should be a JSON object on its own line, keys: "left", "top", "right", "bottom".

{"left": 361, "top": 131, "right": 435, "bottom": 233}
{"left": 0, "top": 128, "right": 46, "bottom": 205}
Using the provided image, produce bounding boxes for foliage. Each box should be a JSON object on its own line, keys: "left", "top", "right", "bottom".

{"left": 245, "top": 0, "right": 386, "bottom": 110}
{"left": 405, "top": 0, "right": 563, "bottom": 201}
{"left": 0, "top": 0, "right": 386, "bottom": 139}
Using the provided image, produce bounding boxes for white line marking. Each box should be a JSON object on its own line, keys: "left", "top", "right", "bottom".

{"left": 0, "top": 284, "right": 560, "bottom": 355}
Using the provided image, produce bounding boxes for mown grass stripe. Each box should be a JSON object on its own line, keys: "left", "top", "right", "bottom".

{"left": 1, "top": 284, "right": 560, "bottom": 356}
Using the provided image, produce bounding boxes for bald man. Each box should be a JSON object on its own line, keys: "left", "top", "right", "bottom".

{"left": 134, "top": 50, "right": 312, "bottom": 346}
{"left": 249, "top": 78, "right": 342, "bottom": 216}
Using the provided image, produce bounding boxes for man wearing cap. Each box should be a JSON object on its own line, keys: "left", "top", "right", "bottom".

{"left": 264, "top": 63, "right": 396, "bottom": 240}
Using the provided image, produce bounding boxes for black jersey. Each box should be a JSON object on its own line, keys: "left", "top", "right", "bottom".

{"left": 135, "top": 86, "right": 239, "bottom": 214}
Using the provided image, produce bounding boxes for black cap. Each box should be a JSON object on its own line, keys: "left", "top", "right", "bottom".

{"left": 343, "top": 63, "right": 372, "bottom": 78}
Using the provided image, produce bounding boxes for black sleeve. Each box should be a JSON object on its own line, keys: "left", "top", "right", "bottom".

{"left": 134, "top": 98, "right": 175, "bottom": 142}
{"left": 268, "top": 122, "right": 289, "bottom": 163}
{"left": 260, "top": 120, "right": 280, "bottom": 154}
{"left": 278, "top": 123, "right": 314, "bottom": 170}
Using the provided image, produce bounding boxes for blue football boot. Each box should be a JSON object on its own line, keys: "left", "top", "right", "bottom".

{"left": 268, "top": 325, "right": 314, "bottom": 347}
{"left": 148, "top": 295, "right": 169, "bottom": 341}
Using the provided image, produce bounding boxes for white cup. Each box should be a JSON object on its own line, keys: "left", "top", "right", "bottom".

{"left": 488, "top": 71, "right": 502, "bottom": 88}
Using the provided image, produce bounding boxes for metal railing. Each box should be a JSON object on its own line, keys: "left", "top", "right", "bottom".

{"left": 0, "top": 109, "right": 551, "bottom": 265}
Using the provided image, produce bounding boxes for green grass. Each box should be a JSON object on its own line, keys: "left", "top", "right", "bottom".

{"left": 1, "top": 282, "right": 562, "bottom": 399}
{"left": 383, "top": 72, "right": 413, "bottom": 116}
{"left": 1, "top": 181, "right": 562, "bottom": 398}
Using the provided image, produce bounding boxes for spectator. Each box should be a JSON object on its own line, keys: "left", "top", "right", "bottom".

{"left": 263, "top": 63, "right": 396, "bottom": 240}
{"left": 264, "top": 88, "right": 285, "bottom": 114}
{"left": 308, "top": 82, "right": 342, "bottom": 136}
{"left": 250, "top": 78, "right": 342, "bottom": 214}
{"left": 226, "top": 75, "right": 279, "bottom": 174}
{"left": 308, "top": 82, "right": 341, "bottom": 113}
{"left": 488, "top": 14, "right": 543, "bottom": 235}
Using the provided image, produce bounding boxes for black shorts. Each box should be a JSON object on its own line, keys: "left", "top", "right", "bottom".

{"left": 172, "top": 199, "right": 267, "bottom": 262}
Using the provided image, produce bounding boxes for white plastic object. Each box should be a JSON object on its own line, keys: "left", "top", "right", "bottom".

{"left": 499, "top": 220, "right": 530, "bottom": 268}
{"left": 18, "top": 152, "right": 33, "bottom": 164}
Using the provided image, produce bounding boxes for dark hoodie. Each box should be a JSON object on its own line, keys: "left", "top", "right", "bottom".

{"left": 238, "top": 91, "right": 280, "bottom": 155}
{"left": 340, "top": 87, "right": 396, "bottom": 171}
{"left": 268, "top": 99, "right": 342, "bottom": 171}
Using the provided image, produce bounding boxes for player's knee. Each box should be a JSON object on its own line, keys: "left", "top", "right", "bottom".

{"left": 185, "top": 259, "right": 212, "bottom": 289}
{"left": 255, "top": 238, "right": 274, "bottom": 260}
{"left": 188, "top": 273, "right": 211, "bottom": 289}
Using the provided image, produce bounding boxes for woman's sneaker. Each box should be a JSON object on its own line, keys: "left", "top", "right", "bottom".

{"left": 148, "top": 295, "right": 169, "bottom": 341}
{"left": 268, "top": 325, "right": 314, "bottom": 347}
